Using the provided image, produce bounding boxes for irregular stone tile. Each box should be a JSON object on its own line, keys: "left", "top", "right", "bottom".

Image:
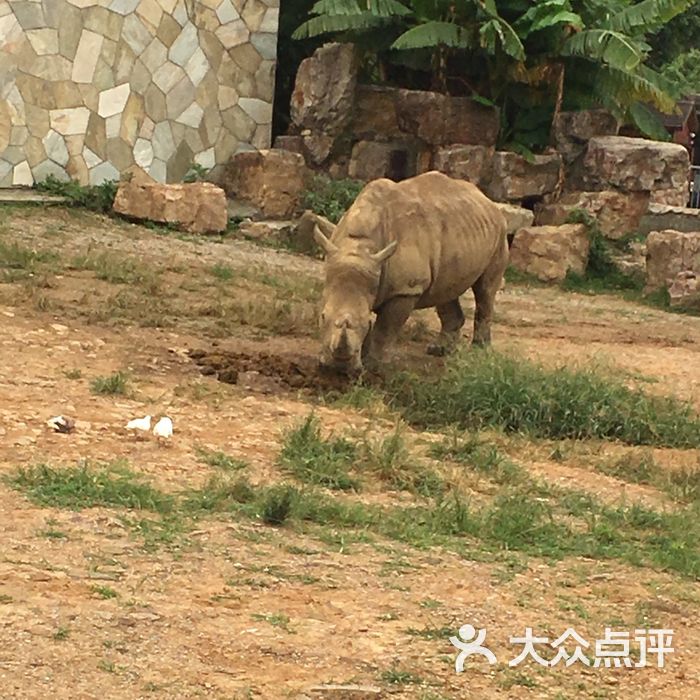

{"left": 216, "top": 20, "right": 249, "bottom": 49}
{"left": 85, "top": 112, "right": 106, "bottom": 155}
{"left": 259, "top": 7, "right": 279, "bottom": 33}
{"left": 78, "top": 84, "right": 99, "bottom": 112}
{"left": 84, "top": 6, "right": 124, "bottom": 41}
{"left": 214, "top": 128, "right": 237, "bottom": 163}
{"left": 10, "top": 2, "right": 45, "bottom": 31}
{"left": 169, "top": 22, "right": 199, "bottom": 67}
{"left": 152, "top": 121, "right": 175, "bottom": 161}
{"left": 166, "top": 139, "right": 193, "bottom": 181}
{"left": 136, "top": 0, "right": 163, "bottom": 30}
{"left": 176, "top": 102, "right": 204, "bottom": 128}
{"left": 144, "top": 83, "right": 167, "bottom": 122}
{"left": 130, "top": 59, "right": 152, "bottom": 94}
{"left": 242, "top": 0, "right": 266, "bottom": 31}
{"left": 251, "top": 32, "right": 277, "bottom": 60}
{"left": 24, "top": 136, "right": 46, "bottom": 167}
{"left": 148, "top": 157, "right": 166, "bottom": 182}
{"left": 109, "top": 0, "right": 140, "bottom": 15}
{"left": 139, "top": 116, "right": 155, "bottom": 139}
{"left": 255, "top": 59, "right": 275, "bottom": 102}
{"left": 66, "top": 154, "right": 89, "bottom": 185}
{"left": 156, "top": 12, "right": 181, "bottom": 47}
{"left": 230, "top": 43, "right": 262, "bottom": 74}
{"left": 122, "top": 13, "right": 152, "bottom": 56}
{"left": 83, "top": 147, "right": 101, "bottom": 168}
{"left": 251, "top": 123, "right": 269, "bottom": 149}
{"left": 218, "top": 85, "right": 238, "bottom": 111}
{"left": 119, "top": 93, "right": 145, "bottom": 146}
{"left": 57, "top": 4, "right": 83, "bottom": 59}
{"left": 197, "top": 6, "right": 221, "bottom": 34}
{"left": 64, "top": 134, "right": 85, "bottom": 156}
{"left": 106, "top": 136, "right": 134, "bottom": 170}
{"left": 33, "top": 159, "right": 70, "bottom": 183}
{"left": 2, "top": 146, "right": 24, "bottom": 164}
{"left": 217, "top": 0, "right": 239, "bottom": 24}
{"left": 153, "top": 60, "right": 185, "bottom": 93}
{"left": 13, "top": 160, "right": 33, "bottom": 186}
{"left": 133, "top": 137, "right": 154, "bottom": 168}
{"left": 172, "top": 1, "right": 188, "bottom": 26}
{"left": 0, "top": 160, "right": 13, "bottom": 183}
{"left": 50, "top": 107, "right": 90, "bottom": 136}
{"left": 202, "top": 107, "right": 222, "bottom": 144}
{"left": 195, "top": 70, "right": 218, "bottom": 104}
{"left": 165, "top": 74, "right": 195, "bottom": 119}
{"left": 92, "top": 59, "right": 116, "bottom": 92}
{"left": 16, "top": 74, "right": 57, "bottom": 110}
{"left": 198, "top": 29, "right": 224, "bottom": 70}
{"left": 222, "top": 105, "right": 255, "bottom": 142}
{"left": 10, "top": 125, "right": 28, "bottom": 146}
{"left": 89, "top": 160, "right": 120, "bottom": 185}
{"left": 114, "top": 43, "right": 137, "bottom": 83}
{"left": 238, "top": 97, "right": 271, "bottom": 124}
{"left": 42, "top": 129, "right": 70, "bottom": 166}
{"left": 170, "top": 120, "right": 185, "bottom": 146}
{"left": 0, "top": 13, "right": 22, "bottom": 44}
{"left": 141, "top": 37, "right": 167, "bottom": 74}
{"left": 194, "top": 146, "right": 215, "bottom": 170}
{"left": 65, "top": 0, "right": 100, "bottom": 7}
{"left": 98, "top": 83, "right": 131, "bottom": 118}
{"left": 184, "top": 126, "right": 204, "bottom": 152}
{"left": 26, "top": 28, "right": 59, "bottom": 55}
{"left": 184, "top": 47, "right": 210, "bottom": 87}
{"left": 71, "top": 30, "right": 104, "bottom": 83}
{"left": 33, "top": 55, "right": 73, "bottom": 82}
{"left": 105, "top": 115, "right": 121, "bottom": 139}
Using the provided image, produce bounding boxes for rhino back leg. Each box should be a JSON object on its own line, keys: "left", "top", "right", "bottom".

{"left": 471, "top": 237, "right": 509, "bottom": 346}
{"left": 363, "top": 295, "right": 417, "bottom": 368}
{"left": 426, "top": 300, "right": 465, "bottom": 356}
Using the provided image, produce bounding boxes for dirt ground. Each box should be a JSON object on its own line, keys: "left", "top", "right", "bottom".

{"left": 0, "top": 206, "right": 699, "bottom": 700}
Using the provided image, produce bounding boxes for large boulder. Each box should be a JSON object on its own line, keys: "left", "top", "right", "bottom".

{"left": 348, "top": 140, "right": 429, "bottom": 181}
{"left": 644, "top": 229, "right": 700, "bottom": 293}
{"left": 639, "top": 203, "right": 700, "bottom": 235}
{"left": 486, "top": 152, "right": 563, "bottom": 202}
{"left": 494, "top": 202, "right": 535, "bottom": 236}
{"left": 509, "top": 224, "right": 590, "bottom": 282}
{"left": 221, "top": 149, "right": 310, "bottom": 219}
{"left": 432, "top": 144, "right": 494, "bottom": 187}
{"left": 552, "top": 109, "right": 619, "bottom": 165}
{"left": 290, "top": 43, "right": 357, "bottom": 137}
{"left": 580, "top": 136, "right": 690, "bottom": 193}
{"left": 668, "top": 272, "right": 700, "bottom": 309}
{"left": 395, "top": 89, "right": 499, "bottom": 146}
{"left": 352, "top": 85, "right": 402, "bottom": 140}
{"left": 649, "top": 187, "right": 690, "bottom": 208}
{"left": 113, "top": 181, "right": 227, "bottom": 233}
{"left": 535, "top": 190, "right": 649, "bottom": 239}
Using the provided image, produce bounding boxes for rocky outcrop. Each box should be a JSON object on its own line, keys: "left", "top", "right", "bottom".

{"left": 486, "top": 152, "right": 563, "bottom": 202}
{"left": 644, "top": 229, "right": 700, "bottom": 293}
{"left": 668, "top": 271, "right": 700, "bottom": 309}
{"left": 113, "top": 180, "right": 227, "bottom": 234}
{"left": 348, "top": 140, "right": 430, "bottom": 181}
{"left": 639, "top": 204, "right": 700, "bottom": 235}
{"left": 552, "top": 109, "right": 618, "bottom": 165}
{"left": 221, "top": 149, "right": 310, "bottom": 219}
{"left": 494, "top": 202, "right": 535, "bottom": 235}
{"left": 432, "top": 145, "right": 494, "bottom": 187}
{"left": 579, "top": 136, "right": 690, "bottom": 195}
{"left": 509, "top": 224, "right": 590, "bottom": 282}
{"left": 535, "top": 190, "right": 649, "bottom": 239}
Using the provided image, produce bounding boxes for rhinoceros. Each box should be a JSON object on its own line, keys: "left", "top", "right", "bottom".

{"left": 313, "top": 171, "right": 509, "bottom": 373}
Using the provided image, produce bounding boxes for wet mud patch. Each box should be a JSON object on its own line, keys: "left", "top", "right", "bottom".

{"left": 188, "top": 348, "right": 381, "bottom": 394}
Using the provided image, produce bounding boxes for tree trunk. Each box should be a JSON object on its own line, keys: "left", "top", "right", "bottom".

{"left": 550, "top": 62, "right": 565, "bottom": 146}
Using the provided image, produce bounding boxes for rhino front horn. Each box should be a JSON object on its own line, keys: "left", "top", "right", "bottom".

{"left": 370, "top": 240, "right": 398, "bottom": 263}
{"left": 313, "top": 225, "right": 338, "bottom": 256}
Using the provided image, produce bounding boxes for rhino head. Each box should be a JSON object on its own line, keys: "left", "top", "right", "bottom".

{"left": 314, "top": 225, "right": 397, "bottom": 374}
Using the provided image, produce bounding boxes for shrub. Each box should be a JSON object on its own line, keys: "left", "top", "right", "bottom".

{"left": 301, "top": 175, "right": 364, "bottom": 224}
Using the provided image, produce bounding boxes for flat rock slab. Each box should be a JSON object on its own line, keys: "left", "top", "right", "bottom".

{"left": 0, "top": 188, "right": 68, "bottom": 204}
{"left": 639, "top": 204, "right": 700, "bottom": 235}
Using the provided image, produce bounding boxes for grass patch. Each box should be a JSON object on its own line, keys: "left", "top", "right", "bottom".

{"left": 195, "top": 446, "right": 248, "bottom": 472}
{"left": 6, "top": 461, "right": 173, "bottom": 512}
{"left": 36, "top": 175, "right": 118, "bottom": 213}
{"left": 279, "top": 415, "right": 359, "bottom": 491}
{"left": 53, "top": 626, "right": 70, "bottom": 641}
{"left": 70, "top": 251, "right": 158, "bottom": 288}
{"left": 387, "top": 350, "right": 700, "bottom": 448}
{"left": 301, "top": 175, "right": 364, "bottom": 224}
{"left": 0, "top": 240, "right": 59, "bottom": 280}
{"left": 91, "top": 585, "right": 118, "bottom": 599}
{"left": 209, "top": 263, "right": 235, "bottom": 281}
{"left": 380, "top": 668, "right": 424, "bottom": 686}
{"left": 90, "top": 371, "right": 129, "bottom": 396}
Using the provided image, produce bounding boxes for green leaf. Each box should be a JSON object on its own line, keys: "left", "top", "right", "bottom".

{"left": 628, "top": 102, "right": 671, "bottom": 141}
{"left": 531, "top": 11, "right": 584, "bottom": 33}
{"left": 480, "top": 18, "right": 526, "bottom": 60}
{"left": 608, "top": 0, "right": 692, "bottom": 34}
{"left": 562, "top": 29, "right": 642, "bottom": 70}
{"left": 293, "top": 12, "right": 387, "bottom": 39}
{"left": 392, "top": 21, "right": 474, "bottom": 50}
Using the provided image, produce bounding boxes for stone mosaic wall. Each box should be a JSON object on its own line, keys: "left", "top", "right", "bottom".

{"left": 0, "top": 0, "right": 278, "bottom": 187}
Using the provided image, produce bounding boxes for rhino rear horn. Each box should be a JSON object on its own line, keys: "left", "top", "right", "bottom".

{"left": 370, "top": 240, "right": 398, "bottom": 263}
{"left": 313, "top": 225, "right": 338, "bottom": 256}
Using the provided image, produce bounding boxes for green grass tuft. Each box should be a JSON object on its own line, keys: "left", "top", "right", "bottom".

{"left": 90, "top": 371, "right": 129, "bottom": 396}
{"left": 36, "top": 175, "right": 118, "bottom": 213}
{"left": 387, "top": 350, "right": 700, "bottom": 448}
{"left": 301, "top": 175, "right": 364, "bottom": 224}
{"left": 195, "top": 446, "right": 248, "bottom": 472}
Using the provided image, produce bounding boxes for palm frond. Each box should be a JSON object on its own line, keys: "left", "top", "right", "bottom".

{"left": 293, "top": 12, "right": 388, "bottom": 39}
{"left": 514, "top": 0, "right": 584, "bottom": 36}
{"left": 562, "top": 29, "right": 642, "bottom": 71}
{"left": 628, "top": 102, "right": 670, "bottom": 140}
{"left": 392, "top": 21, "right": 475, "bottom": 50}
{"left": 480, "top": 18, "right": 526, "bottom": 60}
{"left": 607, "top": 0, "right": 691, "bottom": 34}
{"left": 592, "top": 63, "right": 678, "bottom": 113}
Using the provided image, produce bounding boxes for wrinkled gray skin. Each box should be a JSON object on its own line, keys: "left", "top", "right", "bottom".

{"left": 315, "top": 171, "right": 509, "bottom": 374}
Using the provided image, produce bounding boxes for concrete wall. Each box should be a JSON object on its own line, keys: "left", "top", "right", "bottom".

{"left": 0, "top": 0, "right": 279, "bottom": 187}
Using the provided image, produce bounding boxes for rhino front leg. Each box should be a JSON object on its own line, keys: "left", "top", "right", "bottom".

{"left": 472, "top": 237, "right": 509, "bottom": 346}
{"left": 362, "top": 296, "right": 416, "bottom": 369}
{"left": 427, "top": 300, "right": 465, "bottom": 356}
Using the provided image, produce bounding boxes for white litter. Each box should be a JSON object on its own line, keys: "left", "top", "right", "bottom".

{"left": 126, "top": 415, "right": 151, "bottom": 433}
{"left": 153, "top": 416, "right": 173, "bottom": 440}
{"left": 46, "top": 415, "right": 75, "bottom": 433}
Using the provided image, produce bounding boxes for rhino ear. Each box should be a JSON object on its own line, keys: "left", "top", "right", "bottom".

{"left": 314, "top": 225, "right": 338, "bottom": 256}
{"left": 370, "top": 240, "right": 398, "bottom": 263}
